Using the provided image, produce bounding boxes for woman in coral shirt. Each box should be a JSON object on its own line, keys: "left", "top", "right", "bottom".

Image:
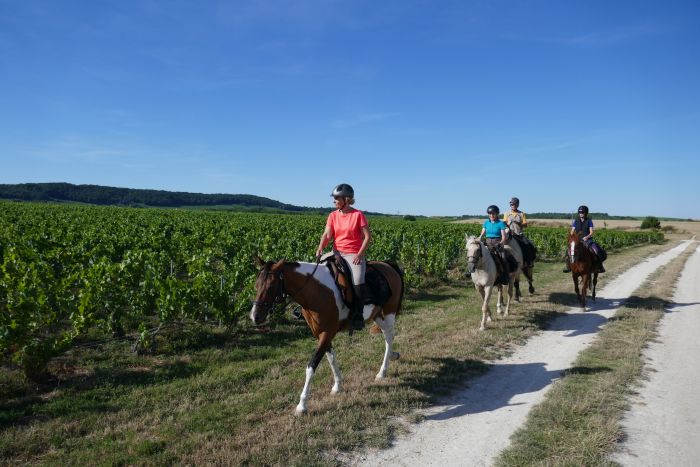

{"left": 316, "top": 183, "right": 372, "bottom": 331}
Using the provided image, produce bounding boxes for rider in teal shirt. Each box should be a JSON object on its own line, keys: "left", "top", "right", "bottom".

{"left": 477, "top": 205, "right": 510, "bottom": 284}
{"left": 483, "top": 218, "right": 508, "bottom": 238}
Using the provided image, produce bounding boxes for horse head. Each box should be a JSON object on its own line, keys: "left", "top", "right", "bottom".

{"left": 568, "top": 231, "right": 588, "bottom": 265}
{"left": 465, "top": 235, "right": 483, "bottom": 274}
{"left": 250, "top": 256, "right": 286, "bottom": 326}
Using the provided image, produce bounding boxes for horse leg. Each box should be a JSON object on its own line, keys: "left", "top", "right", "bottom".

{"left": 325, "top": 347, "right": 342, "bottom": 394}
{"left": 572, "top": 273, "right": 580, "bottom": 304}
{"left": 514, "top": 277, "right": 521, "bottom": 302}
{"left": 496, "top": 285, "right": 503, "bottom": 315}
{"left": 525, "top": 264, "right": 535, "bottom": 294}
{"left": 580, "top": 274, "right": 589, "bottom": 311}
{"left": 373, "top": 313, "right": 398, "bottom": 380}
{"left": 503, "top": 277, "right": 514, "bottom": 317}
{"left": 296, "top": 332, "right": 332, "bottom": 415}
{"left": 591, "top": 272, "right": 598, "bottom": 302}
{"left": 480, "top": 285, "right": 493, "bottom": 331}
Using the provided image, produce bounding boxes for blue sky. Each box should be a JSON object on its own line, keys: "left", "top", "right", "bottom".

{"left": 1, "top": 0, "right": 699, "bottom": 218}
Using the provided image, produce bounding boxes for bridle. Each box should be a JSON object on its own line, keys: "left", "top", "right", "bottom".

{"left": 569, "top": 235, "right": 586, "bottom": 263}
{"left": 467, "top": 241, "right": 483, "bottom": 267}
{"left": 252, "top": 259, "right": 322, "bottom": 312}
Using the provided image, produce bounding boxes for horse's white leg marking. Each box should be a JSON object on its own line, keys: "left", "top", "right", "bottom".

{"left": 326, "top": 349, "right": 342, "bottom": 394}
{"left": 295, "top": 366, "right": 315, "bottom": 415}
{"left": 374, "top": 313, "right": 396, "bottom": 380}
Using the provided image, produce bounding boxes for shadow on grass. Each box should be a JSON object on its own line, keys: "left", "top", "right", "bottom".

{"left": 392, "top": 357, "right": 491, "bottom": 402}
{"left": 522, "top": 308, "right": 561, "bottom": 330}
{"left": 548, "top": 291, "right": 581, "bottom": 307}
{"left": 0, "top": 359, "right": 205, "bottom": 431}
{"left": 406, "top": 291, "right": 462, "bottom": 304}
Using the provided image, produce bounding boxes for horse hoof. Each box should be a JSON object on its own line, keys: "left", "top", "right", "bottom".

{"left": 295, "top": 406, "right": 307, "bottom": 416}
{"left": 479, "top": 326, "right": 486, "bottom": 331}
{"left": 529, "top": 286, "right": 535, "bottom": 294}
{"left": 331, "top": 385, "right": 341, "bottom": 395}
{"left": 515, "top": 297, "right": 520, "bottom": 303}
{"left": 375, "top": 373, "right": 386, "bottom": 381}
{"left": 390, "top": 351, "right": 400, "bottom": 361}
{"left": 580, "top": 307, "right": 586, "bottom": 312}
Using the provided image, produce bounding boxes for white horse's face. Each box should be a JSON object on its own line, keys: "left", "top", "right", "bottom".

{"left": 465, "top": 236, "right": 482, "bottom": 274}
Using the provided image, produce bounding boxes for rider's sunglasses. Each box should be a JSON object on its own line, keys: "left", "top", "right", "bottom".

{"left": 333, "top": 196, "right": 343, "bottom": 201}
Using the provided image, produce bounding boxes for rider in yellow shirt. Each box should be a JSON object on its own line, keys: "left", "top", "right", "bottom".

{"left": 503, "top": 197, "right": 527, "bottom": 235}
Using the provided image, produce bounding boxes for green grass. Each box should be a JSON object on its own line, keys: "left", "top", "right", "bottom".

{"left": 494, "top": 241, "right": 695, "bottom": 467}
{"left": 0, "top": 241, "right": 679, "bottom": 465}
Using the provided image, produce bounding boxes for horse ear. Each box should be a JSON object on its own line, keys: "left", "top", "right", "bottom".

{"left": 253, "top": 255, "right": 265, "bottom": 268}
{"left": 272, "top": 258, "right": 286, "bottom": 271}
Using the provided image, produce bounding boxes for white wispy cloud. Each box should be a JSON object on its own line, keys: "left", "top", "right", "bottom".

{"left": 331, "top": 112, "right": 400, "bottom": 129}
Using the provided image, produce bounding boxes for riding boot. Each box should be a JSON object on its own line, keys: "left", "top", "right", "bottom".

{"left": 598, "top": 263, "right": 606, "bottom": 273}
{"left": 349, "top": 284, "right": 367, "bottom": 333}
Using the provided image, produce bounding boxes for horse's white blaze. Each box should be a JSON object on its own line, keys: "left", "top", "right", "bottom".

{"left": 570, "top": 240, "right": 576, "bottom": 258}
{"left": 294, "top": 262, "right": 350, "bottom": 320}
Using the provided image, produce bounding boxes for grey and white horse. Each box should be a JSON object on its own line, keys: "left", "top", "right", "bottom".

{"left": 465, "top": 235, "right": 524, "bottom": 330}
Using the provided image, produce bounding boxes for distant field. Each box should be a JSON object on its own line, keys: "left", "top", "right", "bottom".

{"left": 528, "top": 218, "right": 700, "bottom": 235}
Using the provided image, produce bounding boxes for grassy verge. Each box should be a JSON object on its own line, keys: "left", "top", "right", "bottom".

{"left": 494, "top": 241, "right": 695, "bottom": 467}
{"left": 0, "top": 240, "right": 678, "bottom": 465}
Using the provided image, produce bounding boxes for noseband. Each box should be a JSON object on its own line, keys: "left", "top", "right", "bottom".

{"left": 253, "top": 260, "right": 321, "bottom": 311}
{"left": 252, "top": 269, "right": 287, "bottom": 309}
{"left": 467, "top": 242, "right": 483, "bottom": 265}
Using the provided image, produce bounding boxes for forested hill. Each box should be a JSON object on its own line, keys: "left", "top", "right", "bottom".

{"left": 0, "top": 182, "right": 319, "bottom": 212}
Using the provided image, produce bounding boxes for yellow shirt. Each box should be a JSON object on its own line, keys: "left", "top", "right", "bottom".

{"left": 503, "top": 210, "right": 527, "bottom": 228}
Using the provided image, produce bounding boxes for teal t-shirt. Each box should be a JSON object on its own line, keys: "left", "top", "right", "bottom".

{"left": 483, "top": 220, "right": 507, "bottom": 238}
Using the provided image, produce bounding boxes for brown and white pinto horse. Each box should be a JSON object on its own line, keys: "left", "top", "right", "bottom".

{"left": 568, "top": 231, "right": 599, "bottom": 310}
{"left": 250, "top": 256, "right": 404, "bottom": 415}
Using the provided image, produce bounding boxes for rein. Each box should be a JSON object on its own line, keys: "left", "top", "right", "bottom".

{"left": 253, "top": 259, "right": 322, "bottom": 311}
{"left": 467, "top": 241, "right": 483, "bottom": 265}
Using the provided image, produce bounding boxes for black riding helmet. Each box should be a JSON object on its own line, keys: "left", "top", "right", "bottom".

{"left": 510, "top": 197, "right": 520, "bottom": 208}
{"left": 331, "top": 183, "right": 354, "bottom": 198}
{"left": 578, "top": 205, "right": 589, "bottom": 215}
{"left": 487, "top": 205, "right": 500, "bottom": 215}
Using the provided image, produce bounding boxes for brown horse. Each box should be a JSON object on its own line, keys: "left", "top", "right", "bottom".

{"left": 567, "top": 231, "right": 599, "bottom": 310}
{"left": 250, "top": 256, "right": 404, "bottom": 414}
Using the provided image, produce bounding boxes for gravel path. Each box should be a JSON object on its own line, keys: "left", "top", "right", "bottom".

{"left": 613, "top": 241, "right": 700, "bottom": 466}
{"left": 351, "top": 241, "right": 694, "bottom": 467}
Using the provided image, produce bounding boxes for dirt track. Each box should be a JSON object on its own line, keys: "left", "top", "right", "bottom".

{"left": 613, "top": 241, "right": 700, "bottom": 465}
{"left": 350, "top": 240, "right": 697, "bottom": 466}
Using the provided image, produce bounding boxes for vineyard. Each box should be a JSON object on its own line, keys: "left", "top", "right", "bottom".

{"left": 0, "top": 201, "right": 663, "bottom": 381}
